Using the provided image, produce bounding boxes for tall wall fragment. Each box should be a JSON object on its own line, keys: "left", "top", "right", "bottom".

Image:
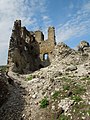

{"left": 7, "top": 20, "right": 56, "bottom": 73}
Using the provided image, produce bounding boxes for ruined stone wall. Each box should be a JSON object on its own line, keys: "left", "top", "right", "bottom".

{"left": 8, "top": 20, "right": 56, "bottom": 73}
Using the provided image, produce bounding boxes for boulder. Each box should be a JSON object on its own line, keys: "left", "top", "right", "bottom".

{"left": 65, "top": 65, "right": 77, "bottom": 71}
{"left": 58, "top": 98, "right": 74, "bottom": 112}
{"left": 78, "top": 41, "right": 89, "bottom": 51}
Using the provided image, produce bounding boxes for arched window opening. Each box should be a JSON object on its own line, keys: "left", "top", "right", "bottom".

{"left": 43, "top": 53, "right": 48, "bottom": 60}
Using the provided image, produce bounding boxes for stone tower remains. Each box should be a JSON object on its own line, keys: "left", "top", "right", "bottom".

{"left": 7, "top": 20, "right": 56, "bottom": 73}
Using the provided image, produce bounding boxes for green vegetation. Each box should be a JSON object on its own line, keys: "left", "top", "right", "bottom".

{"left": 26, "top": 75, "right": 33, "bottom": 81}
{"left": 71, "top": 95, "right": 82, "bottom": 102}
{"left": 63, "top": 85, "right": 70, "bottom": 91}
{"left": 40, "top": 76, "right": 89, "bottom": 119}
{"left": 72, "top": 84, "right": 86, "bottom": 95}
{"left": 0, "top": 65, "right": 7, "bottom": 72}
{"left": 52, "top": 91, "right": 60, "bottom": 100}
{"left": 61, "top": 77, "right": 71, "bottom": 82}
{"left": 58, "top": 114, "right": 69, "bottom": 120}
{"left": 40, "top": 97, "right": 49, "bottom": 108}
{"left": 87, "top": 109, "right": 90, "bottom": 116}
{"left": 80, "top": 76, "right": 90, "bottom": 81}
{"left": 70, "top": 101, "right": 90, "bottom": 119}
{"left": 51, "top": 78, "right": 86, "bottom": 101}
{"left": 62, "top": 77, "right": 86, "bottom": 95}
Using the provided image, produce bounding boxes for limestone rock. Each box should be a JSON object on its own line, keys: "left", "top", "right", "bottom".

{"left": 51, "top": 105, "right": 55, "bottom": 110}
{"left": 51, "top": 107, "right": 64, "bottom": 119}
{"left": 65, "top": 65, "right": 77, "bottom": 71}
{"left": 58, "top": 98, "right": 74, "bottom": 112}
{"left": 52, "top": 42, "right": 72, "bottom": 59}
{"left": 32, "top": 93, "right": 37, "bottom": 99}
{"left": 78, "top": 41, "right": 89, "bottom": 51}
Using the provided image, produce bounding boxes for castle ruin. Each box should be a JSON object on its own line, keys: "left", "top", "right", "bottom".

{"left": 7, "top": 20, "right": 56, "bottom": 73}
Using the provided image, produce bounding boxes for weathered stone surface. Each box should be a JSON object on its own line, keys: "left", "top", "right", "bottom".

{"left": 51, "top": 107, "right": 64, "bottom": 119}
{"left": 58, "top": 98, "right": 74, "bottom": 112}
{"left": 51, "top": 42, "right": 72, "bottom": 61}
{"left": 8, "top": 20, "right": 56, "bottom": 73}
{"left": 0, "top": 73, "right": 9, "bottom": 107}
{"left": 1, "top": 40, "right": 90, "bottom": 120}
{"left": 65, "top": 65, "right": 77, "bottom": 71}
{"left": 77, "top": 41, "right": 89, "bottom": 52}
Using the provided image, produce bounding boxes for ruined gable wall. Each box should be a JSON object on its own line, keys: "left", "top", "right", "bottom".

{"left": 39, "top": 27, "right": 56, "bottom": 54}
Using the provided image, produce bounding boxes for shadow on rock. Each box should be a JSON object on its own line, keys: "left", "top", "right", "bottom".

{"left": 0, "top": 75, "right": 27, "bottom": 120}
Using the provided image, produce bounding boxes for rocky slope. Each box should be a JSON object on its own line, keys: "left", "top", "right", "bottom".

{"left": 0, "top": 41, "right": 90, "bottom": 120}
{"left": 0, "top": 73, "right": 9, "bottom": 107}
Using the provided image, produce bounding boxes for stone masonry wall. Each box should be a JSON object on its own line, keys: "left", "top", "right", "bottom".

{"left": 7, "top": 20, "right": 56, "bottom": 73}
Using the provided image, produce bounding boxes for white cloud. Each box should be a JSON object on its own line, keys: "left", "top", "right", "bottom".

{"left": 42, "top": 16, "right": 49, "bottom": 20}
{"left": 56, "top": 1, "right": 90, "bottom": 43}
{"left": 0, "top": 0, "right": 50, "bottom": 65}
{"left": 83, "top": 1, "right": 90, "bottom": 11}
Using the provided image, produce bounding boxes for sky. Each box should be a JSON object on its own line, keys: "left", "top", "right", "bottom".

{"left": 0, "top": 0, "right": 90, "bottom": 65}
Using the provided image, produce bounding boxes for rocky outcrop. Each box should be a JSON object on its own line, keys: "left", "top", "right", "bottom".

{"left": 77, "top": 41, "right": 89, "bottom": 52}
{"left": 51, "top": 42, "right": 72, "bottom": 60}
{"left": 1, "top": 40, "right": 90, "bottom": 120}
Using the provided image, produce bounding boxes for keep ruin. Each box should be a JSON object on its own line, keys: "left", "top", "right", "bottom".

{"left": 7, "top": 20, "right": 56, "bottom": 73}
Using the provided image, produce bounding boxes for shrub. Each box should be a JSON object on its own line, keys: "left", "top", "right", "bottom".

{"left": 71, "top": 95, "right": 82, "bottom": 103}
{"left": 52, "top": 91, "right": 60, "bottom": 99}
{"left": 40, "top": 97, "right": 49, "bottom": 108}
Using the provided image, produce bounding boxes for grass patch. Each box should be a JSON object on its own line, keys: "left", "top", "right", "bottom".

{"left": 87, "top": 109, "right": 90, "bottom": 116}
{"left": 63, "top": 85, "right": 70, "bottom": 91}
{"left": 61, "top": 77, "right": 72, "bottom": 86}
{"left": 73, "top": 84, "right": 86, "bottom": 95}
{"left": 58, "top": 114, "right": 69, "bottom": 120}
{"left": 71, "top": 95, "right": 82, "bottom": 103}
{"left": 80, "top": 77, "right": 90, "bottom": 81}
{"left": 40, "top": 97, "right": 49, "bottom": 108}
{"left": 26, "top": 75, "right": 33, "bottom": 81}
{"left": 61, "top": 77, "right": 71, "bottom": 82}
{"left": 52, "top": 91, "right": 60, "bottom": 100}
{"left": 70, "top": 101, "right": 90, "bottom": 119}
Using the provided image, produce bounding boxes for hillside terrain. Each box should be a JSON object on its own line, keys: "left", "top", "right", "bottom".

{"left": 0, "top": 41, "right": 90, "bottom": 120}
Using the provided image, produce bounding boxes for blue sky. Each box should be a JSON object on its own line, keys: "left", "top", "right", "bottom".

{"left": 0, "top": 0, "right": 90, "bottom": 65}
